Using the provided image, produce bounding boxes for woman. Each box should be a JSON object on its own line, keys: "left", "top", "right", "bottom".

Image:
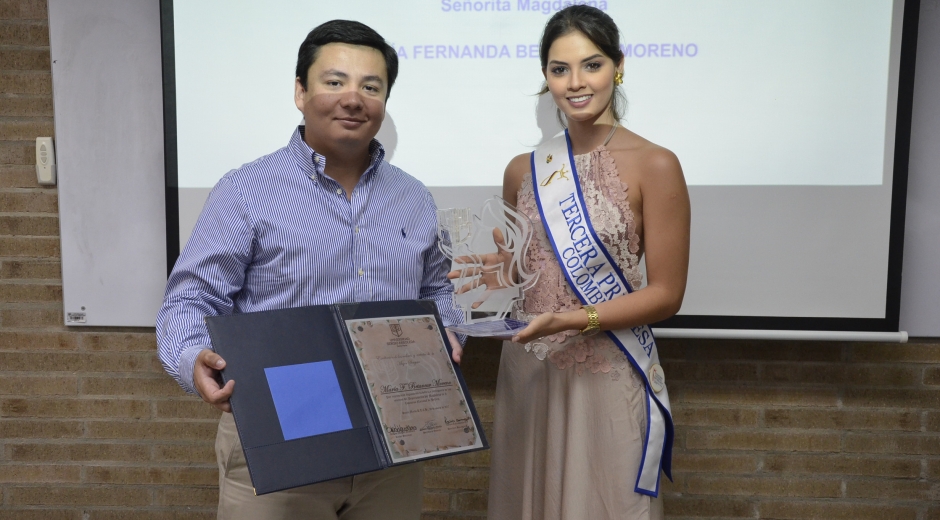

{"left": 485, "top": 5, "right": 690, "bottom": 520}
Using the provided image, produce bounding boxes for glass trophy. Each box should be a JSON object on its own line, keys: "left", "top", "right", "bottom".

{"left": 438, "top": 197, "right": 539, "bottom": 338}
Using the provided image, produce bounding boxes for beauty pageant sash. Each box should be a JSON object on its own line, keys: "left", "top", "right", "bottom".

{"left": 530, "top": 130, "right": 673, "bottom": 496}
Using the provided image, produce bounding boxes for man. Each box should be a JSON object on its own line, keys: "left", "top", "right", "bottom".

{"left": 157, "top": 20, "right": 463, "bottom": 519}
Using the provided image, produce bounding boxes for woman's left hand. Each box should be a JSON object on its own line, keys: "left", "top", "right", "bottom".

{"left": 511, "top": 311, "right": 576, "bottom": 344}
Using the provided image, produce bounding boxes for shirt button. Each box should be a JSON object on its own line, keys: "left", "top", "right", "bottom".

{"left": 355, "top": 226, "right": 360, "bottom": 233}
{"left": 358, "top": 268, "right": 364, "bottom": 276}
{"left": 313, "top": 156, "right": 320, "bottom": 164}
{"left": 336, "top": 188, "right": 343, "bottom": 195}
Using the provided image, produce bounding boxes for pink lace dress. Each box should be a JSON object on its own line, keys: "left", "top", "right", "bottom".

{"left": 487, "top": 147, "right": 664, "bottom": 520}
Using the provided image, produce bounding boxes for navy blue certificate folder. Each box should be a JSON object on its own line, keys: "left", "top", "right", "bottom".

{"left": 205, "top": 299, "right": 487, "bottom": 495}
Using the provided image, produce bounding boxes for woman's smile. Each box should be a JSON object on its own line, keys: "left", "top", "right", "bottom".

{"left": 567, "top": 94, "right": 593, "bottom": 107}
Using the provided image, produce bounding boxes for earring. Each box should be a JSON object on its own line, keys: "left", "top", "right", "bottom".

{"left": 614, "top": 71, "right": 623, "bottom": 85}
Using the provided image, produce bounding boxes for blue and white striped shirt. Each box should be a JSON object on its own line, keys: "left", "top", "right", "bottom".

{"left": 157, "top": 126, "right": 461, "bottom": 395}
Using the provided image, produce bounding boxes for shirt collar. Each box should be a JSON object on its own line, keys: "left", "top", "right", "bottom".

{"left": 289, "top": 125, "right": 386, "bottom": 183}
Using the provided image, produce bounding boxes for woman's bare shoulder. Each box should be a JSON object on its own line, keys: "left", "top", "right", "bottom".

{"left": 641, "top": 143, "right": 682, "bottom": 180}
{"left": 616, "top": 130, "right": 684, "bottom": 185}
{"left": 505, "top": 153, "right": 531, "bottom": 181}
{"left": 503, "top": 152, "right": 531, "bottom": 204}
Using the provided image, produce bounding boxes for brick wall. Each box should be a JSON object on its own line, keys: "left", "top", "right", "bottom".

{"left": 2, "top": 1, "right": 939, "bottom": 518}
{"left": 0, "top": 1, "right": 220, "bottom": 517}
{"left": 430, "top": 339, "right": 940, "bottom": 520}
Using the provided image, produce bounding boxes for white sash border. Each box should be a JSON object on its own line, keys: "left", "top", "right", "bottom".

{"left": 530, "top": 131, "right": 674, "bottom": 496}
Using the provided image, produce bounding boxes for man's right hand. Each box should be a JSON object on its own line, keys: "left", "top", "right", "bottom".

{"left": 447, "top": 228, "right": 515, "bottom": 309}
{"left": 194, "top": 349, "right": 234, "bottom": 413}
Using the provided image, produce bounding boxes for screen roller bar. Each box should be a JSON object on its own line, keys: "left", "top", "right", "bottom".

{"left": 652, "top": 328, "right": 908, "bottom": 343}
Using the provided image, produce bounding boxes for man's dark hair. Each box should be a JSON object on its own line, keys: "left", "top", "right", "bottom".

{"left": 295, "top": 20, "right": 399, "bottom": 99}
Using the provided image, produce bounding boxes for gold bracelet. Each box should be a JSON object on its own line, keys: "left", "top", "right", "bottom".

{"left": 580, "top": 305, "right": 600, "bottom": 336}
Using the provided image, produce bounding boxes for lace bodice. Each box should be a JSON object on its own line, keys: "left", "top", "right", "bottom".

{"left": 515, "top": 146, "right": 644, "bottom": 378}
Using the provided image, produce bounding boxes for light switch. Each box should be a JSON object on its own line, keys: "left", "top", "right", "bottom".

{"left": 36, "top": 137, "right": 56, "bottom": 186}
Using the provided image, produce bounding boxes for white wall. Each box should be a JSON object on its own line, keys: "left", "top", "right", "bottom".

{"left": 49, "top": 0, "right": 167, "bottom": 327}
{"left": 900, "top": 0, "right": 940, "bottom": 336}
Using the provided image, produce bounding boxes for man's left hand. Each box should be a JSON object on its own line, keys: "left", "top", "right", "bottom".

{"left": 447, "top": 330, "right": 463, "bottom": 364}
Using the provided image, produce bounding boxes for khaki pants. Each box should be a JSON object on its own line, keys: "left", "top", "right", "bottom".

{"left": 215, "top": 412, "right": 423, "bottom": 520}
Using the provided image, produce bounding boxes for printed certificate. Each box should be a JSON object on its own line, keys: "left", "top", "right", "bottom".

{"left": 207, "top": 300, "right": 488, "bottom": 494}
{"left": 346, "top": 315, "right": 483, "bottom": 463}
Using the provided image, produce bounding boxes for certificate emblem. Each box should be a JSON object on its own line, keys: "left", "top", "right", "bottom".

{"left": 390, "top": 323, "right": 403, "bottom": 338}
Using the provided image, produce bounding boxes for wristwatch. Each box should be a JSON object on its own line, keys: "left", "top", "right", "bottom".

{"left": 580, "top": 305, "right": 601, "bottom": 336}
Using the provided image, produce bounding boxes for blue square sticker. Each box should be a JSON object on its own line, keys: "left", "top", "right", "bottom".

{"left": 264, "top": 361, "right": 353, "bottom": 441}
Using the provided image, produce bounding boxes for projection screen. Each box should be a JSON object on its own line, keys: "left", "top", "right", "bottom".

{"left": 163, "top": 0, "right": 918, "bottom": 333}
